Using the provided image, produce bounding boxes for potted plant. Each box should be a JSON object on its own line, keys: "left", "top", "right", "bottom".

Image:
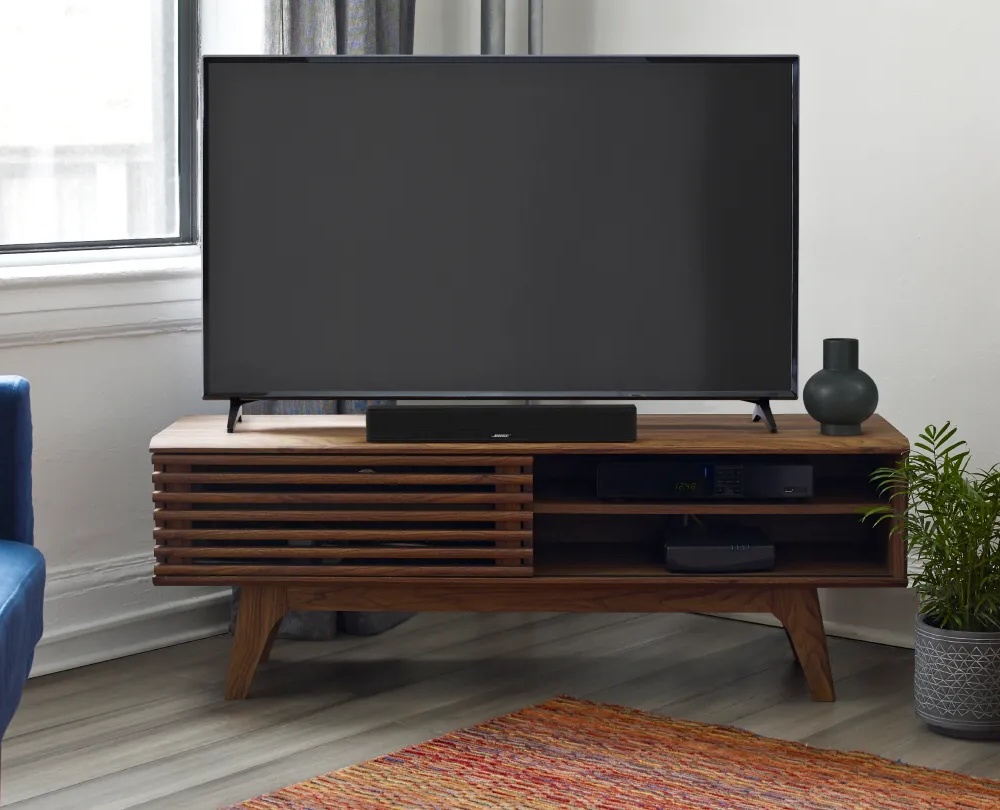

{"left": 866, "top": 422, "right": 1000, "bottom": 738}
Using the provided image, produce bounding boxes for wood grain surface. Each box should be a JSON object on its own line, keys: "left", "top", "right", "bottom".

{"left": 151, "top": 413, "right": 908, "bottom": 455}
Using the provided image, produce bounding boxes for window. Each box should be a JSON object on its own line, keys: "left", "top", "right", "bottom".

{"left": 0, "top": 0, "right": 197, "bottom": 252}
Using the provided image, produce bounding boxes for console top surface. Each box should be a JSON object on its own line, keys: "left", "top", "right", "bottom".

{"left": 150, "top": 413, "right": 908, "bottom": 455}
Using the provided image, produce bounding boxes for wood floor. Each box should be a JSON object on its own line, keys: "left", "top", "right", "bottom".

{"left": 5, "top": 612, "right": 1000, "bottom": 808}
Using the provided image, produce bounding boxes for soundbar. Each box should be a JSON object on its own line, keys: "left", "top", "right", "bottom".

{"left": 366, "top": 404, "right": 638, "bottom": 443}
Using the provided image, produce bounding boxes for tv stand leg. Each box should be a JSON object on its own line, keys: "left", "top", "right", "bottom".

{"left": 227, "top": 398, "right": 257, "bottom": 433}
{"left": 748, "top": 399, "right": 778, "bottom": 433}
{"left": 225, "top": 585, "right": 287, "bottom": 699}
{"left": 772, "top": 587, "right": 834, "bottom": 701}
{"left": 783, "top": 627, "right": 802, "bottom": 668}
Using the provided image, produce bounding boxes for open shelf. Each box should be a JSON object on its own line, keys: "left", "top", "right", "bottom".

{"left": 534, "top": 541, "right": 892, "bottom": 581}
{"left": 533, "top": 496, "right": 879, "bottom": 516}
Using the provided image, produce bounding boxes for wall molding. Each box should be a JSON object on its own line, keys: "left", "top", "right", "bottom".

{"left": 0, "top": 317, "right": 202, "bottom": 349}
{"left": 722, "top": 612, "right": 915, "bottom": 650}
{"left": 0, "top": 250, "right": 202, "bottom": 348}
{"left": 719, "top": 587, "right": 918, "bottom": 650}
{"left": 31, "top": 551, "right": 230, "bottom": 677}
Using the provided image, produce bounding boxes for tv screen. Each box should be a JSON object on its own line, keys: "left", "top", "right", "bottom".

{"left": 203, "top": 56, "right": 798, "bottom": 401}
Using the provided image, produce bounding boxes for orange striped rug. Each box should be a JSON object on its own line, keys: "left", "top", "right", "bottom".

{"left": 226, "top": 696, "right": 1000, "bottom": 809}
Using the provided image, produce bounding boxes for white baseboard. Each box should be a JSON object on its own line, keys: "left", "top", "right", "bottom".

{"left": 718, "top": 587, "right": 919, "bottom": 650}
{"left": 30, "top": 552, "right": 231, "bottom": 677}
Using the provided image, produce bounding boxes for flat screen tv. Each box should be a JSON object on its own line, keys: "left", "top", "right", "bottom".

{"left": 203, "top": 56, "right": 798, "bottom": 408}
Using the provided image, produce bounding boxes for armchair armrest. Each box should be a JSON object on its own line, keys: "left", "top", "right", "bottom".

{"left": 0, "top": 376, "right": 33, "bottom": 546}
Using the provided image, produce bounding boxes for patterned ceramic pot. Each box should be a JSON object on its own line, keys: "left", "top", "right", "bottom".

{"left": 914, "top": 614, "right": 1000, "bottom": 739}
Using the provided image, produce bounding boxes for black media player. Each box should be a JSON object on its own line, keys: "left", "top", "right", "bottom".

{"left": 597, "top": 460, "right": 813, "bottom": 500}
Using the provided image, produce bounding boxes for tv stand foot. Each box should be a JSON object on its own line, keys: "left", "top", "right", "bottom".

{"left": 225, "top": 585, "right": 287, "bottom": 699}
{"left": 747, "top": 399, "right": 778, "bottom": 433}
{"left": 772, "top": 587, "right": 834, "bottom": 701}
{"left": 783, "top": 627, "right": 802, "bottom": 668}
{"left": 227, "top": 398, "right": 258, "bottom": 433}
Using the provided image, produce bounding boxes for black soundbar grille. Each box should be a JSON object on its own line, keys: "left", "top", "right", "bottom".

{"left": 366, "top": 405, "right": 637, "bottom": 444}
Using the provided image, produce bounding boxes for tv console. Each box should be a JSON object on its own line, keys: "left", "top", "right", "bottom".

{"left": 149, "top": 413, "right": 907, "bottom": 701}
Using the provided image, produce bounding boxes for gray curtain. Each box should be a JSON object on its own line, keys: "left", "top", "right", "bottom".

{"left": 265, "top": 0, "right": 415, "bottom": 55}
{"left": 235, "top": 0, "right": 417, "bottom": 641}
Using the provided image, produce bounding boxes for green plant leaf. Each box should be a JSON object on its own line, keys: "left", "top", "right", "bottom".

{"left": 864, "top": 422, "right": 1000, "bottom": 632}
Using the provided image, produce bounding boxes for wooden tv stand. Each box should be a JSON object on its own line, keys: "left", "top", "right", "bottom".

{"left": 149, "top": 413, "right": 908, "bottom": 701}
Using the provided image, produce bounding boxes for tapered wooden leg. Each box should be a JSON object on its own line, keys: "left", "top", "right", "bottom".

{"left": 259, "top": 619, "right": 282, "bottom": 664}
{"left": 226, "top": 585, "right": 287, "bottom": 700}
{"left": 771, "top": 587, "right": 835, "bottom": 702}
{"left": 783, "top": 627, "right": 802, "bottom": 668}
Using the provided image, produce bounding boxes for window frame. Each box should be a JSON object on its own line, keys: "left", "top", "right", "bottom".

{"left": 0, "top": 0, "right": 200, "bottom": 255}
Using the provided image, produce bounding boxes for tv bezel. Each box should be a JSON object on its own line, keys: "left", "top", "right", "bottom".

{"left": 202, "top": 54, "right": 800, "bottom": 403}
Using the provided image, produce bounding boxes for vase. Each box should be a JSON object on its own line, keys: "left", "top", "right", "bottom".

{"left": 914, "top": 614, "right": 1000, "bottom": 739}
{"left": 802, "top": 338, "right": 878, "bottom": 436}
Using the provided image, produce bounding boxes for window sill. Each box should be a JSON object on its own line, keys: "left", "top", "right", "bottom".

{"left": 0, "top": 246, "right": 202, "bottom": 348}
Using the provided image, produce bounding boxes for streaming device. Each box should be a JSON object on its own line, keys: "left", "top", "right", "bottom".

{"left": 664, "top": 543, "right": 776, "bottom": 574}
{"left": 663, "top": 524, "right": 775, "bottom": 573}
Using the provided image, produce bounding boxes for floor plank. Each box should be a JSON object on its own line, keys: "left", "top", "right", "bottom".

{"left": 3, "top": 613, "right": 996, "bottom": 809}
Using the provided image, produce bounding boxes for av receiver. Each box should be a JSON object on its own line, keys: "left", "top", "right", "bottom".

{"left": 597, "top": 460, "right": 813, "bottom": 500}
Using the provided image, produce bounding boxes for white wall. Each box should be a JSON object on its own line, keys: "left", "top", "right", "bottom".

{"left": 541, "top": 0, "right": 1000, "bottom": 644}
{"left": 0, "top": 258, "right": 231, "bottom": 675}
{"left": 543, "top": 0, "right": 1000, "bottom": 452}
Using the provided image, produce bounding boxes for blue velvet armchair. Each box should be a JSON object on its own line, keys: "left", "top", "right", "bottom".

{"left": 0, "top": 376, "right": 45, "bottom": 741}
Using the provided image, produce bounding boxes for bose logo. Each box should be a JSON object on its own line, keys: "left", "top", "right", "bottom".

{"left": 492, "top": 433, "right": 511, "bottom": 439}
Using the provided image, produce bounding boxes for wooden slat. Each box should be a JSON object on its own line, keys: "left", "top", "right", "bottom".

{"left": 154, "top": 564, "right": 530, "bottom": 578}
{"left": 154, "top": 546, "right": 531, "bottom": 560}
{"left": 152, "top": 491, "right": 534, "bottom": 505}
{"left": 153, "top": 508, "right": 533, "bottom": 523}
{"left": 163, "top": 463, "right": 193, "bottom": 549}
{"left": 152, "top": 454, "right": 533, "bottom": 467}
{"left": 152, "top": 472, "right": 531, "bottom": 486}
{"left": 154, "top": 528, "right": 532, "bottom": 542}
{"left": 497, "top": 464, "right": 527, "bottom": 567}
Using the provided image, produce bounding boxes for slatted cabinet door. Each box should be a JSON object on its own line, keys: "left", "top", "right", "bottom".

{"left": 152, "top": 454, "right": 534, "bottom": 579}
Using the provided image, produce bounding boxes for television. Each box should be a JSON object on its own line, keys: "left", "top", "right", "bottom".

{"left": 202, "top": 56, "right": 799, "bottom": 434}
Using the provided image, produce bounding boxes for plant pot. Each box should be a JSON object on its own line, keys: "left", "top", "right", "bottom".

{"left": 803, "top": 338, "right": 878, "bottom": 435}
{"left": 914, "top": 614, "right": 1000, "bottom": 739}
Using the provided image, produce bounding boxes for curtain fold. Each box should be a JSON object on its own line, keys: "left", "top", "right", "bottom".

{"left": 265, "top": 0, "right": 415, "bottom": 56}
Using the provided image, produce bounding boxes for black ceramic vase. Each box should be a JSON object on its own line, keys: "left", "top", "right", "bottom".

{"left": 803, "top": 338, "right": 878, "bottom": 436}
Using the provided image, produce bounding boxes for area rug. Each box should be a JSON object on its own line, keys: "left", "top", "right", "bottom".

{"left": 225, "top": 696, "right": 1000, "bottom": 809}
